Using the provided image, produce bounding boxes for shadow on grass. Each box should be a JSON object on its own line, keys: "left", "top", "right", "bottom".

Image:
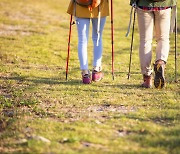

{"left": 1, "top": 73, "right": 178, "bottom": 90}
{"left": 103, "top": 71, "right": 141, "bottom": 75}
{"left": 0, "top": 75, "right": 142, "bottom": 89}
{"left": 103, "top": 83, "right": 142, "bottom": 90}
{"left": 0, "top": 75, "right": 81, "bottom": 86}
{"left": 0, "top": 74, "right": 148, "bottom": 91}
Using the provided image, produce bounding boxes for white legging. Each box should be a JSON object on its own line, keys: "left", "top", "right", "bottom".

{"left": 76, "top": 17, "right": 106, "bottom": 70}
{"left": 137, "top": 8, "right": 171, "bottom": 76}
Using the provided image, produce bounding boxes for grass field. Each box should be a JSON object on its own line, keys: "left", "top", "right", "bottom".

{"left": 0, "top": 0, "right": 180, "bottom": 153}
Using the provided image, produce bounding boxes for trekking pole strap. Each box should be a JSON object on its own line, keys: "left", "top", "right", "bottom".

{"left": 126, "top": 3, "right": 137, "bottom": 37}
{"left": 170, "top": 5, "right": 177, "bottom": 33}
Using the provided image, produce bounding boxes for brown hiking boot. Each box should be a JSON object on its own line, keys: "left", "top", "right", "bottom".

{"left": 141, "top": 74, "right": 152, "bottom": 88}
{"left": 154, "top": 60, "right": 165, "bottom": 89}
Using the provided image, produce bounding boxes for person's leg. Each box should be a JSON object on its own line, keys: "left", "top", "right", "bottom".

{"left": 137, "top": 8, "right": 154, "bottom": 76}
{"left": 137, "top": 9, "right": 154, "bottom": 88}
{"left": 154, "top": 8, "right": 171, "bottom": 88}
{"left": 92, "top": 17, "right": 106, "bottom": 70}
{"left": 91, "top": 17, "right": 106, "bottom": 81}
{"left": 76, "top": 17, "right": 90, "bottom": 72}
{"left": 76, "top": 17, "right": 91, "bottom": 84}
{"left": 154, "top": 8, "right": 171, "bottom": 62}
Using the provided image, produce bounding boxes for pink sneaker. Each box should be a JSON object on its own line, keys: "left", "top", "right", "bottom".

{"left": 82, "top": 73, "right": 91, "bottom": 84}
{"left": 92, "top": 70, "right": 103, "bottom": 82}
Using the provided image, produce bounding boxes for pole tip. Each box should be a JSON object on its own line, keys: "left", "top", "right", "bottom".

{"left": 127, "top": 73, "right": 130, "bottom": 80}
{"left": 112, "top": 73, "right": 115, "bottom": 80}
{"left": 66, "top": 74, "right": 68, "bottom": 81}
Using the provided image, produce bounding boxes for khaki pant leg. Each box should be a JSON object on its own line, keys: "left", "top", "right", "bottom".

{"left": 154, "top": 8, "right": 171, "bottom": 62}
{"left": 137, "top": 8, "right": 154, "bottom": 76}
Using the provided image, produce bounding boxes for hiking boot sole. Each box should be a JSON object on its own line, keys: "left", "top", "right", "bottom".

{"left": 154, "top": 64, "right": 165, "bottom": 89}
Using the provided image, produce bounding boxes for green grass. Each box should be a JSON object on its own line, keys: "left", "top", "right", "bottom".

{"left": 0, "top": 0, "right": 180, "bottom": 153}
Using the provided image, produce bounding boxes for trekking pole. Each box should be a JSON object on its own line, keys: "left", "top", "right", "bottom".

{"left": 127, "top": 8, "right": 136, "bottom": 80}
{"left": 175, "top": 13, "right": 177, "bottom": 82}
{"left": 66, "top": 15, "right": 73, "bottom": 80}
{"left": 110, "top": 0, "right": 115, "bottom": 80}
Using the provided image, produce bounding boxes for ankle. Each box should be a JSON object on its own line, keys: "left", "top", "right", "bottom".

{"left": 93, "top": 66, "right": 102, "bottom": 72}
{"left": 155, "top": 59, "right": 166, "bottom": 65}
{"left": 143, "top": 74, "right": 152, "bottom": 78}
{"left": 82, "top": 70, "right": 90, "bottom": 76}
